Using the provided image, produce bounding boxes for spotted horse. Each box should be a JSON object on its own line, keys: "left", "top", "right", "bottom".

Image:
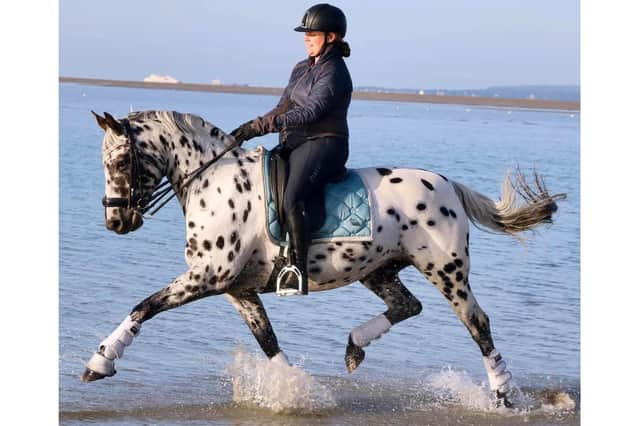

{"left": 83, "top": 110, "right": 566, "bottom": 408}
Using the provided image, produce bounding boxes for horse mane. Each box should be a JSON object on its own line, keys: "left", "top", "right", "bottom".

{"left": 126, "top": 110, "right": 217, "bottom": 139}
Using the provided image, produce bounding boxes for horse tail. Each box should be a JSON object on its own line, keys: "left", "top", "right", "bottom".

{"left": 450, "top": 168, "right": 567, "bottom": 236}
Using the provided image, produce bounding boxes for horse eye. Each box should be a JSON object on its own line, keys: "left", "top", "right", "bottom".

{"left": 115, "top": 157, "right": 129, "bottom": 171}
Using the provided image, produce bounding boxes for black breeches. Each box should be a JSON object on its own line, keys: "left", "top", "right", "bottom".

{"left": 283, "top": 137, "right": 348, "bottom": 214}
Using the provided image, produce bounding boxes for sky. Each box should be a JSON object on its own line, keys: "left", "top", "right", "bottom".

{"left": 59, "top": 0, "right": 579, "bottom": 90}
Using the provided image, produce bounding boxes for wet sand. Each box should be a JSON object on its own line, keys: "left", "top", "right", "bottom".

{"left": 59, "top": 77, "right": 580, "bottom": 111}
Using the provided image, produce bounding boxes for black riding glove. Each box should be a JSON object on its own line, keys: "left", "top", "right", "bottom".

{"left": 230, "top": 120, "right": 260, "bottom": 144}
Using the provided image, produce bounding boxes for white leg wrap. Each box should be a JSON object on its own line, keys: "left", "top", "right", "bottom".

{"left": 350, "top": 314, "right": 392, "bottom": 348}
{"left": 482, "top": 349, "right": 512, "bottom": 393}
{"left": 98, "top": 315, "right": 142, "bottom": 360}
{"left": 86, "top": 352, "right": 116, "bottom": 376}
{"left": 270, "top": 351, "right": 291, "bottom": 367}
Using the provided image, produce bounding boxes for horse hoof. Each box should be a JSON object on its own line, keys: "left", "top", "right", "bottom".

{"left": 496, "top": 390, "right": 513, "bottom": 408}
{"left": 80, "top": 368, "right": 113, "bottom": 382}
{"left": 345, "top": 336, "right": 365, "bottom": 373}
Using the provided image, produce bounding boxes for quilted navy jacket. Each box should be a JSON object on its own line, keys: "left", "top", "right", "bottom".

{"left": 253, "top": 43, "right": 353, "bottom": 149}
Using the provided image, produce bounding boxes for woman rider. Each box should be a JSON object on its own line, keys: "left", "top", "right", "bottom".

{"left": 230, "top": 4, "right": 352, "bottom": 295}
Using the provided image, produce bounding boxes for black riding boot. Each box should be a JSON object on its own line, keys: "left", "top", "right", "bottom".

{"left": 281, "top": 203, "right": 309, "bottom": 295}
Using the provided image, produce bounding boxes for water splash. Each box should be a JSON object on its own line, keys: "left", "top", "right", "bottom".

{"left": 421, "top": 367, "right": 577, "bottom": 416}
{"left": 423, "top": 367, "right": 495, "bottom": 411}
{"left": 224, "top": 347, "right": 336, "bottom": 414}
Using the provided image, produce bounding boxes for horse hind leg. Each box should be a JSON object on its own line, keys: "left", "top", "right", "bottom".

{"left": 346, "top": 260, "right": 422, "bottom": 373}
{"left": 415, "top": 253, "right": 514, "bottom": 407}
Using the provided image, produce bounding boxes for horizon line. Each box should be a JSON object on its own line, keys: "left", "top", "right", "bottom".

{"left": 59, "top": 76, "right": 580, "bottom": 112}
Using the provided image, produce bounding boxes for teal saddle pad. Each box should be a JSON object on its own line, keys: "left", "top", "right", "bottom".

{"left": 263, "top": 150, "right": 373, "bottom": 244}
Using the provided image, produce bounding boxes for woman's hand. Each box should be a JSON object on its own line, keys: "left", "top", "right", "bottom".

{"left": 230, "top": 120, "right": 260, "bottom": 144}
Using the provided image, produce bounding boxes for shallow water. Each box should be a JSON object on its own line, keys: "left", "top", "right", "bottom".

{"left": 59, "top": 84, "right": 580, "bottom": 424}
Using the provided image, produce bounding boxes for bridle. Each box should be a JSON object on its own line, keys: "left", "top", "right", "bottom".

{"left": 102, "top": 117, "right": 242, "bottom": 217}
{"left": 101, "top": 118, "right": 149, "bottom": 214}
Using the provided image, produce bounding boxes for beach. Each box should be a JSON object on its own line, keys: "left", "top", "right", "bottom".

{"left": 59, "top": 76, "right": 580, "bottom": 112}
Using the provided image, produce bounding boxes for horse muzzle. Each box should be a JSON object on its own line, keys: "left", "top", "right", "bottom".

{"left": 105, "top": 209, "right": 144, "bottom": 234}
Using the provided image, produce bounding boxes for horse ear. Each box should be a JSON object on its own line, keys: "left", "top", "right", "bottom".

{"left": 91, "top": 110, "right": 108, "bottom": 131}
{"left": 103, "top": 112, "right": 124, "bottom": 136}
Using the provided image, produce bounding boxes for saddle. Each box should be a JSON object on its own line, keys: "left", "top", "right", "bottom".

{"left": 268, "top": 145, "right": 347, "bottom": 240}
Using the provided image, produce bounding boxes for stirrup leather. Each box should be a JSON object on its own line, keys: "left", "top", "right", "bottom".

{"left": 276, "top": 264, "right": 304, "bottom": 296}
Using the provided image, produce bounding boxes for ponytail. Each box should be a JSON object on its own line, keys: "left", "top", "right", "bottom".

{"left": 334, "top": 40, "right": 351, "bottom": 58}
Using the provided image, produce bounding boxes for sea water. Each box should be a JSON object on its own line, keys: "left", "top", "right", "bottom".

{"left": 59, "top": 84, "right": 579, "bottom": 425}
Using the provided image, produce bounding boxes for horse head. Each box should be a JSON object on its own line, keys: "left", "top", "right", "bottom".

{"left": 93, "top": 111, "right": 146, "bottom": 234}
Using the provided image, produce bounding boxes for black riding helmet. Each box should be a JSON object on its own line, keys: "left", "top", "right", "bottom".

{"left": 294, "top": 3, "right": 347, "bottom": 38}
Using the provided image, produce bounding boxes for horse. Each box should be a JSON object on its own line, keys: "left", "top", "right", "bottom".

{"left": 83, "top": 110, "right": 565, "bottom": 408}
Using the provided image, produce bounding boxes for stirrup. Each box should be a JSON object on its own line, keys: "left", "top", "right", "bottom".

{"left": 276, "top": 264, "right": 304, "bottom": 296}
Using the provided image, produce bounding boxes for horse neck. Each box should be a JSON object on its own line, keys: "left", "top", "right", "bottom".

{"left": 133, "top": 111, "right": 245, "bottom": 205}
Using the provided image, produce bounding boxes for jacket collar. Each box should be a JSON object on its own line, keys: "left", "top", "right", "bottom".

{"left": 308, "top": 43, "right": 341, "bottom": 67}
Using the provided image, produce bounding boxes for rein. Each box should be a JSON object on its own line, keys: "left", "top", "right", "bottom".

{"left": 102, "top": 117, "right": 241, "bottom": 217}
{"left": 143, "top": 136, "right": 242, "bottom": 216}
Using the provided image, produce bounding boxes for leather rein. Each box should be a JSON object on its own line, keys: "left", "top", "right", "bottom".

{"left": 102, "top": 118, "right": 241, "bottom": 217}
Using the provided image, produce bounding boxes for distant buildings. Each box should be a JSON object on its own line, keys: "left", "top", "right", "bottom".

{"left": 143, "top": 74, "right": 180, "bottom": 83}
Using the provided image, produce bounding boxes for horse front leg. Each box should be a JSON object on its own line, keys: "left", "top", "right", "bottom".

{"left": 224, "top": 291, "right": 289, "bottom": 366}
{"left": 81, "top": 266, "right": 225, "bottom": 382}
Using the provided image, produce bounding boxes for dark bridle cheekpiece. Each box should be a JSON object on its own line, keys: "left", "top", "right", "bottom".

{"left": 101, "top": 115, "right": 241, "bottom": 217}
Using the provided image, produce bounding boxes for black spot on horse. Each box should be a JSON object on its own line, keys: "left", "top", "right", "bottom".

{"left": 203, "top": 179, "right": 209, "bottom": 188}
{"left": 421, "top": 179, "right": 435, "bottom": 190}
{"left": 456, "top": 289, "right": 468, "bottom": 300}
{"left": 188, "top": 221, "right": 195, "bottom": 228}
{"left": 210, "top": 127, "right": 220, "bottom": 137}
{"left": 243, "top": 209, "right": 249, "bottom": 222}
{"left": 438, "top": 173, "right": 449, "bottom": 182}
{"left": 228, "top": 251, "right": 235, "bottom": 262}
{"left": 216, "top": 236, "right": 224, "bottom": 249}
{"left": 427, "top": 220, "right": 436, "bottom": 226}
{"left": 426, "top": 263, "right": 434, "bottom": 270}
{"left": 444, "top": 263, "right": 457, "bottom": 273}
{"left": 454, "top": 259, "right": 463, "bottom": 267}
{"left": 203, "top": 240, "right": 212, "bottom": 251}
{"left": 387, "top": 208, "right": 396, "bottom": 216}
{"left": 377, "top": 168, "right": 392, "bottom": 176}
{"left": 410, "top": 220, "right": 418, "bottom": 226}
{"left": 440, "top": 207, "right": 450, "bottom": 216}
{"left": 402, "top": 224, "right": 408, "bottom": 230}
{"left": 417, "top": 203, "right": 426, "bottom": 211}
{"left": 315, "top": 254, "right": 327, "bottom": 260}
{"left": 230, "top": 231, "right": 238, "bottom": 244}
{"left": 200, "top": 199, "right": 206, "bottom": 208}
{"left": 449, "top": 209, "right": 457, "bottom": 218}
{"left": 456, "top": 271, "right": 464, "bottom": 282}
{"left": 228, "top": 199, "right": 235, "bottom": 209}
{"left": 235, "top": 240, "right": 241, "bottom": 253}
{"left": 390, "top": 177, "right": 403, "bottom": 183}
{"left": 309, "top": 267, "right": 322, "bottom": 274}
{"left": 377, "top": 225, "right": 383, "bottom": 233}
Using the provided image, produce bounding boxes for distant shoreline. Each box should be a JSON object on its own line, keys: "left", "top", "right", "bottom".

{"left": 59, "top": 77, "right": 580, "bottom": 112}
